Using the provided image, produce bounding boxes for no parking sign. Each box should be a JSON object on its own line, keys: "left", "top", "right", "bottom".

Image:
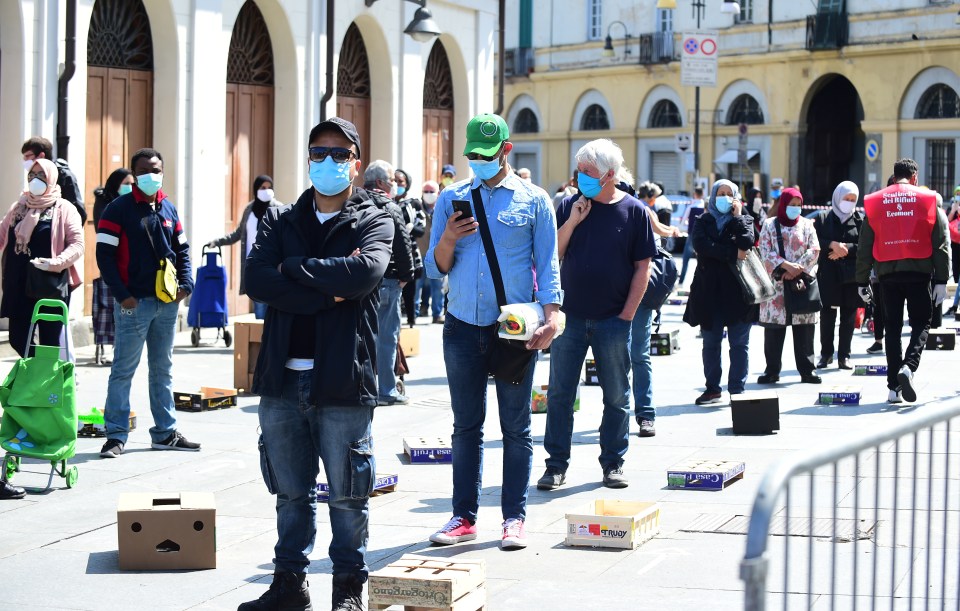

{"left": 865, "top": 139, "right": 880, "bottom": 163}
{"left": 681, "top": 31, "right": 719, "bottom": 87}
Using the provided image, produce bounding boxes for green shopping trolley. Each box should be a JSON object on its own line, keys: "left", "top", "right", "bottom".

{"left": 0, "top": 299, "right": 78, "bottom": 491}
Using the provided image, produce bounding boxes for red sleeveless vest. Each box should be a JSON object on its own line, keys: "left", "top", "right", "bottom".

{"left": 863, "top": 183, "right": 936, "bottom": 262}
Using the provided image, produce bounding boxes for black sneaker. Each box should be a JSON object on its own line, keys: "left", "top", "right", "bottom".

{"left": 602, "top": 467, "right": 629, "bottom": 489}
{"left": 536, "top": 467, "right": 566, "bottom": 490}
{"left": 238, "top": 571, "right": 312, "bottom": 611}
{"left": 757, "top": 373, "right": 780, "bottom": 384}
{"left": 100, "top": 439, "right": 124, "bottom": 459}
{"left": 695, "top": 391, "right": 722, "bottom": 405}
{"left": 637, "top": 419, "right": 656, "bottom": 437}
{"left": 866, "top": 341, "right": 884, "bottom": 355}
{"left": 898, "top": 365, "right": 917, "bottom": 403}
{"left": 151, "top": 431, "right": 201, "bottom": 452}
{"left": 0, "top": 480, "right": 26, "bottom": 500}
{"left": 331, "top": 574, "right": 364, "bottom": 611}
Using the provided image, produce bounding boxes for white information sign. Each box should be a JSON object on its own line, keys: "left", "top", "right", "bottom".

{"left": 680, "top": 31, "right": 719, "bottom": 88}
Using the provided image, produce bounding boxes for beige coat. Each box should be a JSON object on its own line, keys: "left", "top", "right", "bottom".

{"left": 759, "top": 216, "right": 820, "bottom": 326}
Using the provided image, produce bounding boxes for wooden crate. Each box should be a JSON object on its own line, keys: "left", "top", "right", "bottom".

{"left": 368, "top": 554, "right": 485, "bottom": 610}
{"left": 564, "top": 500, "right": 661, "bottom": 549}
{"left": 317, "top": 473, "right": 398, "bottom": 502}
{"left": 233, "top": 321, "right": 264, "bottom": 392}
{"left": 667, "top": 459, "right": 745, "bottom": 491}
{"left": 174, "top": 387, "right": 238, "bottom": 412}
{"left": 403, "top": 437, "right": 452, "bottom": 463}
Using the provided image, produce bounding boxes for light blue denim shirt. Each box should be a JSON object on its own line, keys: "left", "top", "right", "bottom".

{"left": 424, "top": 171, "right": 563, "bottom": 326}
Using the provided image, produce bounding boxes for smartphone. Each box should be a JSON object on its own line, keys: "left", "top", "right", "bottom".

{"left": 452, "top": 199, "right": 473, "bottom": 219}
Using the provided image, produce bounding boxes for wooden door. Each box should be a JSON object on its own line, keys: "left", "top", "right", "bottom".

{"left": 422, "top": 108, "right": 453, "bottom": 184}
{"left": 336, "top": 95, "right": 371, "bottom": 183}
{"left": 84, "top": 66, "right": 153, "bottom": 315}
{"left": 224, "top": 83, "right": 274, "bottom": 316}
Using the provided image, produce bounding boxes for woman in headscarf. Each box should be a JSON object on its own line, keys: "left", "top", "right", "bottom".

{"left": 757, "top": 187, "right": 821, "bottom": 384}
{"left": 683, "top": 179, "right": 757, "bottom": 405}
{"left": 0, "top": 158, "right": 84, "bottom": 357}
{"left": 813, "top": 181, "right": 864, "bottom": 370}
{"left": 395, "top": 168, "right": 426, "bottom": 327}
{"left": 745, "top": 187, "right": 764, "bottom": 245}
{"left": 207, "top": 174, "right": 280, "bottom": 319}
{"left": 90, "top": 167, "right": 135, "bottom": 364}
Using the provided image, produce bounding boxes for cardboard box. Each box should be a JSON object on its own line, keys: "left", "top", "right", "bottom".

{"left": 399, "top": 327, "right": 420, "bottom": 357}
{"left": 564, "top": 500, "right": 661, "bottom": 549}
{"left": 853, "top": 364, "right": 888, "bottom": 376}
{"left": 368, "top": 555, "right": 485, "bottom": 610}
{"left": 174, "top": 387, "right": 238, "bottom": 412}
{"left": 78, "top": 408, "right": 136, "bottom": 437}
{"left": 730, "top": 391, "right": 779, "bottom": 434}
{"left": 926, "top": 329, "right": 956, "bottom": 350}
{"left": 531, "top": 384, "right": 580, "bottom": 414}
{"left": 584, "top": 359, "right": 600, "bottom": 385}
{"left": 818, "top": 386, "right": 862, "bottom": 405}
{"left": 650, "top": 329, "right": 680, "bottom": 356}
{"left": 317, "top": 473, "right": 397, "bottom": 503}
{"left": 117, "top": 492, "right": 216, "bottom": 570}
{"left": 233, "top": 321, "right": 264, "bottom": 392}
{"left": 403, "top": 437, "right": 452, "bottom": 463}
{"left": 667, "top": 460, "right": 745, "bottom": 491}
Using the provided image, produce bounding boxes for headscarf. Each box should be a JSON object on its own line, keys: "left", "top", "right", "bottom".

{"left": 252, "top": 174, "right": 273, "bottom": 220}
{"left": 103, "top": 167, "right": 133, "bottom": 201}
{"left": 14, "top": 158, "right": 62, "bottom": 255}
{"left": 776, "top": 187, "right": 803, "bottom": 228}
{"left": 831, "top": 181, "right": 859, "bottom": 224}
{"left": 745, "top": 187, "right": 763, "bottom": 219}
{"left": 707, "top": 179, "right": 740, "bottom": 232}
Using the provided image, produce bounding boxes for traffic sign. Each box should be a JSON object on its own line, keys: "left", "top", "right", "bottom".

{"left": 681, "top": 31, "right": 719, "bottom": 88}
{"left": 738, "top": 123, "right": 748, "bottom": 165}
{"left": 865, "top": 139, "right": 880, "bottom": 162}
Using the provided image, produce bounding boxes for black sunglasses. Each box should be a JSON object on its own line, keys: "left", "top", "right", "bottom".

{"left": 466, "top": 145, "right": 503, "bottom": 162}
{"left": 308, "top": 146, "right": 356, "bottom": 163}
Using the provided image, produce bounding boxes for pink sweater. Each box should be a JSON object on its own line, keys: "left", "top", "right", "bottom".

{"left": 0, "top": 199, "right": 85, "bottom": 289}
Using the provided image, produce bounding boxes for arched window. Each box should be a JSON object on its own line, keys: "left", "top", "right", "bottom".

{"left": 227, "top": 1, "right": 274, "bottom": 85}
{"left": 514, "top": 108, "right": 539, "bottom": 133}
{"left": 915, "top": 84, "right": 960, "bottom": 120}
{"left": 338, "top": 23, "right": 370, "bottom": 98}
{"left": 726, "top": 94, "right": 764, "bottom": 125}
{"left": 580, "top": 104, "right": 610, "bottom": 130}
{"left": 648, "top": 100, "right": 682, "bottom": 128}
{"left": 88, "top": 0, "right": 153, "bottom": 69}
{"left": 424, "top": 43, "right": 454, "bottom": 110}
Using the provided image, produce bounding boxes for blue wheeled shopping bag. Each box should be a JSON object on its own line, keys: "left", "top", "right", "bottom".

{"left": 0, "top": 299, "right": 79, "bottom": 491}
{"left": 187, "top": 246, "right": 231, "bottom": 347}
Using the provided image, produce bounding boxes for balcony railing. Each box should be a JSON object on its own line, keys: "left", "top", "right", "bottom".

{"left": 805, "top": 13, "right": 848, "bottom": 50}
{"left": 504, "top": 47, "right": 535, "bottom": 77}
{"left": 638, "top": 32, "right": 676, "bottom": 65}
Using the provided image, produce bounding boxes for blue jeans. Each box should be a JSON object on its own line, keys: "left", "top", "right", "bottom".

{"left": 678, "top": 237, "right": 695, "bottom": 285}
{"left": 376, "top": 279, "right": 402, "bottom": 398}
{"left": 544, "top": 314, "right": 632, "bottom": 473}
{"left": 443, "top": 315, "right": 536, "bottom": 523}
{"left": 630, "top": 305, "right": 655, "bottom": 422}
{"left": 253, "top": 299, "right": 268, "bottom": 320}
{"left": 417, "top": 276, "right": 444, "bottom": 317}
{"left": 104, "top": 297, "right": 179, "bottom": 444}
{"left": 258, "top": 369, "right": 374, "bottom": 579}
{"left": 702, "top": 321, "right": 752, "bottom": 394}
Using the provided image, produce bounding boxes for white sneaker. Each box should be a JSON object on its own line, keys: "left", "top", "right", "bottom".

{"left": 897, "top": 365, "right": 916, "bottom": 403}
{"left": 887, "top": 389, "right": 903, "bottom": 404}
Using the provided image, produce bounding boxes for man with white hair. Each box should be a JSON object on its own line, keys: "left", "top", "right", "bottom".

{"left": 538, "top": 138, "right": 657, "bottom": 491}
{"left": 516, "top": 167, "right": 532, "bottom": 182}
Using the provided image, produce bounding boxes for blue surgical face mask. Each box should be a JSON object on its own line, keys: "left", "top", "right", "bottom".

{"left": 785, "top": 205, "right": 802, "bottom": 220}
{"left": 396, "top": 185, "right": 406, "bottom": 197}
{"left": 118, "top": 183, "right": 133, "bottom": 196}
{"left": 136, "top": 172, "right": 163, "bottom": 196}
{"left": 715, "top": 195, "right": 733, "bottom": 214}
{"left": 468, "top": 157, "right": 502, "bottom": 181}
{"left": 578, "top": 172, "right": 606, "bottom": 199}
{"left": 771, "top": 188, "right": 782, "bottom": 199}
{"left": 310, "top": 157, "right": 352, "bottom": 196}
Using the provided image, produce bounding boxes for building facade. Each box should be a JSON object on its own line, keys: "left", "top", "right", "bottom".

{"left": 0, "top": 0, "right": 497, "bottom": 317}
{"left": 501, "top": 0, "right": 960, "bottom": 205}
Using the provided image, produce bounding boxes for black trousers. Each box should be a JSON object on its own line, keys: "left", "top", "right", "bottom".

{"left": 870, "top": 281, "right": 885, "bottom": 341}
{"left": 952, "top": 242, "right": 960, "bottom": 284}
{"left": 880, "top": 279, "right": 932, "bottom": 391}
{"left": 820, "top": 305, "right": 857, "bottom": 360}
{"left": 401, "top": 280, "right": 418, "bottom": 327}
{"left": 763, "top": 324, "right": 816, "bottom": 377}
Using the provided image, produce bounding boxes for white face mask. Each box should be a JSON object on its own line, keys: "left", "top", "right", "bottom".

{"left": 257, "top": 188, "right": 274, "bottom": 202}
{"left": 22, "top": 159, "right": 36, "bottom": 172}
{"left": 422, "top": 192, "right": 438, "bottom": 205}
{"left": 28, "top": 177, "right": 48, "bottom": 196}
{"left": 837, "top": 200, "right": 856, "bottom": 214}
{"left": 388, "top": 182, "right": 398, "bottom": 199}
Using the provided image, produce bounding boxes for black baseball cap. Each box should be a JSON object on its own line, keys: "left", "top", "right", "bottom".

{"left": 309, "top": 117, "right": 362, "bottom": 158}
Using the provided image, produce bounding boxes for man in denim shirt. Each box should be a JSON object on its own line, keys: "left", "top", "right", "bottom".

{"left": 424, "top": 113, "right": 562, "bottom": 550}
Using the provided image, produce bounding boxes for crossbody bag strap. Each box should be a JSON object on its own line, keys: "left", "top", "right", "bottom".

{"left": 471, "top": 187, "right": 508, "bottom": 308}
{"left": 774, "top": 219, "right": 786, "bottom": 260}
{"left": 140, "top": 214, "right": 171, "bottom": 261}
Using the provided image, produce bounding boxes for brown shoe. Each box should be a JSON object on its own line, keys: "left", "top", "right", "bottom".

{"left": 433, "top": 316, "right": 445, "bottom": 324}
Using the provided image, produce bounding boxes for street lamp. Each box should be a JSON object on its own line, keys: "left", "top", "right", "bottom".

{"left": 721, "top": 1, "right": 741, "bottom": 15}
{"left": 656, "top": 0, "right": 678, "bottom": 8}
{"left": 365, "top": 0, "right": 442, "bottom": 42}
{"left": 602, "top": 21, "right": 632, "bottom": 61}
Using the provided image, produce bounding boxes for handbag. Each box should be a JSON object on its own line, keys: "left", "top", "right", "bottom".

{"left": 775, "top": 220, "right": 822, "bottom": 315}
{"left": 639, "top": 244, "right": 678, "bottom": 311}
{"left": 471, "top": 188, "right": 536, "bottom": 385}
{"left": 731, "top": 248, "right": 775, "bottom": 305}
{"left": 25, "top": 267, "right": 69, "bottom": 301}
{"left": 141, "top": 217, "right": 179, "bottom": 303}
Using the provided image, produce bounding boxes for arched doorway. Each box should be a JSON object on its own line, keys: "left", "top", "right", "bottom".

{"left": 337, "top": 23, "right": 371, "bottom": 183}
{"left": 225, "top": 0, "right": 274, "bottom": 316}
{"left": 423, "top": 42, "right": 454, "bottom": 184}
{"left": 802, "top": 75, "right": 864, "bottom": 204}
{"left": 85, "top": 0, "right": 154, "bottom": 314}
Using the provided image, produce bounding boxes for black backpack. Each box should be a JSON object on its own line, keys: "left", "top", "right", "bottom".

{"left": 640, "top": 244, "right": 678, "bottom": 312}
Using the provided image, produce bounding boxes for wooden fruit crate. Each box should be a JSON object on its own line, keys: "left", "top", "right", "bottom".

{"left": 368, "top": 554, "right": 485, "bottom": 610}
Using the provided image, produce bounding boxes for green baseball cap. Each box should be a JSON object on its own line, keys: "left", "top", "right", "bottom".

{"left": 464, "top": 113, "right": 509, "bottom": 156}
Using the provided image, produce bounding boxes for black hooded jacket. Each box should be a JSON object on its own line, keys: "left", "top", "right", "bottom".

{"left": 350, "top": 188, "right": 416, "bottom": 283}
{"left": 245, "top": 188, "right": 394, "bottom": 407}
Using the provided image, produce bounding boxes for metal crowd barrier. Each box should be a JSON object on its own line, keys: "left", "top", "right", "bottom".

{"left": 741, "top": 398, "right": 960, "bottom": 610}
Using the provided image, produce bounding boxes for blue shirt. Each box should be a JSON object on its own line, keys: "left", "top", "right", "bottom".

{"left": 425, "top": 172, "right": 562, "bottom": 326}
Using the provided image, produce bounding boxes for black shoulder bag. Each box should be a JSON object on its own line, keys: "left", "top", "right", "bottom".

{"left": 471, "top": 187, "right": 537, "bottom": 385}
{"left": 775, "top": 220, "right": 822, "bottom": 315}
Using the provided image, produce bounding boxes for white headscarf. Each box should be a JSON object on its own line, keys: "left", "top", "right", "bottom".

{"left": 831, "top": 181, "right": 859, "bottom": 224}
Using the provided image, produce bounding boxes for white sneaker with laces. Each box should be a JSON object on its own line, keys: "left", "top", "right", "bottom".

{"left": 428, "top": 516, "right": 477, "bottom": 545}
{"left": 501, "top": 518, "right": 527, "bottom": 549}
{"left": 887, "top": 389, "right": 903, "bottom": 404}
{"left": 897, "top": 365, "right": 916, "bottom": 403}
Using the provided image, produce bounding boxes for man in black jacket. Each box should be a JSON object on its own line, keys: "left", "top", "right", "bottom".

{"left": 240, "top": 118, "right": 393, "bottom": 611}
{"left": 359, "top": 159, "right": 416, "bottom": 405}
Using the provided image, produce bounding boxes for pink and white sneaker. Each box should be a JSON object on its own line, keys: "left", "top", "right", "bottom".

{"left": 429, "top": 516, "right": 477, "bottom": 545}
{"left": 501, "top": 518, "right": 527, "bottom": 549}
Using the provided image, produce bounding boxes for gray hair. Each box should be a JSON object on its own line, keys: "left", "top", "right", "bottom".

{"left": 576, "top": 139, "right": 625, "bottom": 181}
{"left": 364, "top": 160, "right": 394, "bottom": 185}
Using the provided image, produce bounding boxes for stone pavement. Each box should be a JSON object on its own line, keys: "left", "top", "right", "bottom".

{"left": 1, "top": 297, "right": 958, "bottom": 611}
